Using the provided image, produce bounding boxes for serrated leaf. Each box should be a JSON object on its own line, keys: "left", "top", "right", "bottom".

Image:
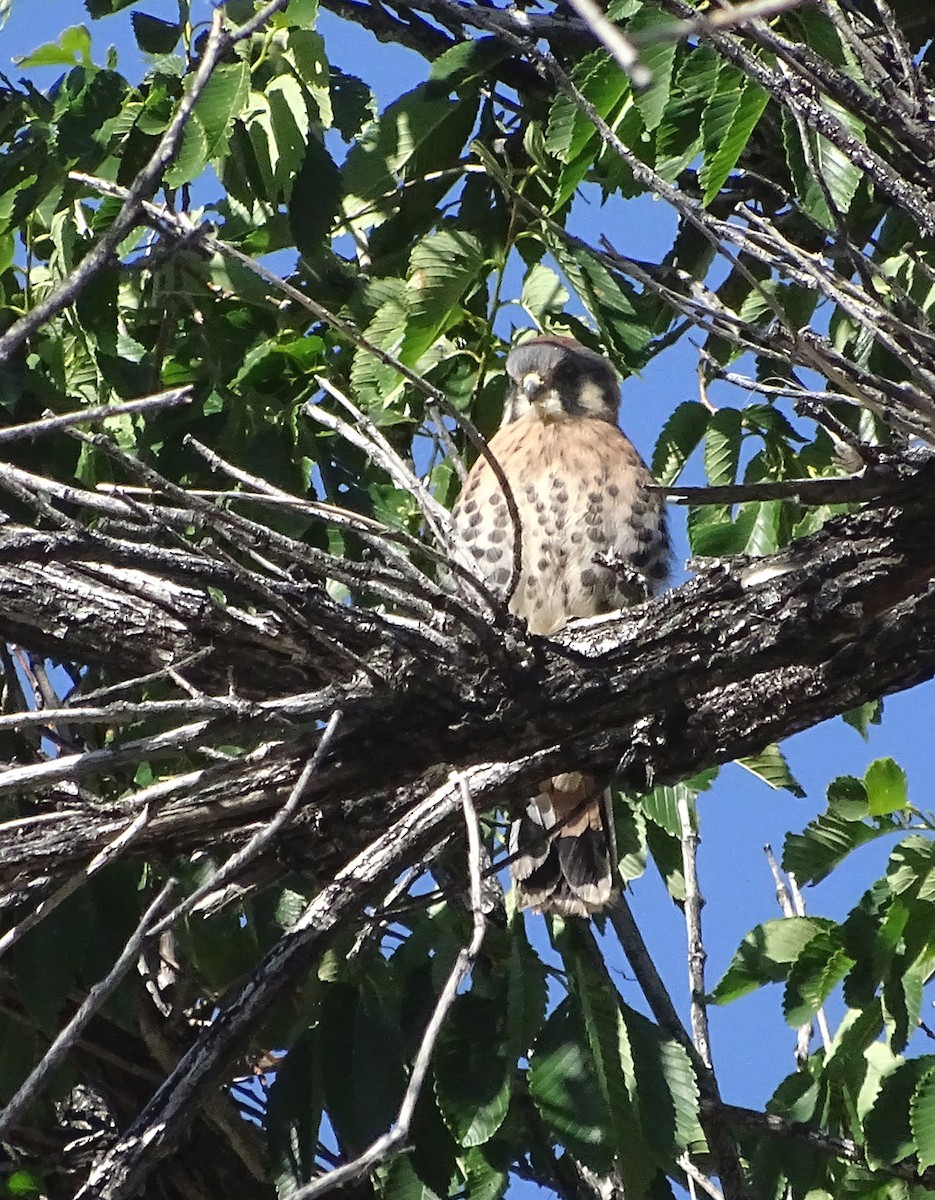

{"left": 131, "top": 12, "right": 180, "bottom": 55}
{"left": 887, "top": 836, "right": 935, "bottom": 900}
{"left": 651, "top": 400, "right": 708, "bottom": 484}
{"left": 165, "top": 110, "right": 208, "bottom": 187}
{"left": 704, "top": 406, "right": 742, "bottom": 487}
{"left": 459, "top": 1146, "right": 507, "bottom": 1200}
{"left": 910, "top": 1066, "right": 935, "bottom": 1172}
{"left": 865, "top": 1057, "right": 935, "bottom": 1167}
{"left": 384, "top": 1155, "right": 444, "bottom": 1200}
{"left": 711, "top": 917, "right": 833, "bottom": 1004}
{"left": 827, "top": 775, "right": 869, "bottom": 821}
{"left": 195, "top": 61, "right": 250, "bottom": 160}
{"left": 842, "top": 699, "right": 883, "bottom": 740}
{"left": 628, "top": 9, "right": 677, "bottom": 133}
{"left": 622, "top": 1003, "right": 701, "bottom": 1158}
{"left": 641, "top": 784, "right": 693, "bottom": 837}
{"left": 550, "top": 246, "right": 650, "bottom": 365}
{"left": 736, "top": 744, "right": 805, "bottom": 798}
{"left": 783, "top": 810, "right": 899, "bottom": 886}
{"left": 700, "top": 77, "right": 768, "bottom": 205}
{"left": 506, "top": 919, "right": 549, "bottom": 1060}
{"left": 865, "top": 757, "right": 908, "bottom": 816}
{"left": 783, "top": 928, "right": 854, "bottom": 1027}
{"left": 560, "top": 927, "right": 655, "bottom": 1197}
{"left": 434, "top": 994, "right": 511, "bottom": 1147}
{"left": 15, "top": 25, "right": 92, "bottom": 67}
{"left": 289, "top": 136, "right": 343, "bottom": 257}
{"left": 545, "top": 50, "right": 630, "bottom": 163}
{"left": 343, "top": 86, "right": 479, "bottom": 234}
{"left": 405, "top": 229, "right": 484, "bottom": 361}
{"left": 428, "top": 37, "right": 510, "bottom": 87}
{"left": 267, "top": 1027, "right": 322, "bottom": 1195}
{"left": 656, "top": 46, "right": 719, "bottom": 181}
{"left": 521, "top": 263, "right": 570, "bottom": 320}
{"left": 528, "top": 1000, "right": 614, "bottom": 1172}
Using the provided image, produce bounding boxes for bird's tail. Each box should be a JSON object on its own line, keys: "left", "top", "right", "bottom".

{"left": 509, "top": 773, "right": 618, "bottom": 917}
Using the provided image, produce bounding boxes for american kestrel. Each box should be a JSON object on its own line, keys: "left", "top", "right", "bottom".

{"left": 452, "top": 335, "right": 670, "bottom": 917}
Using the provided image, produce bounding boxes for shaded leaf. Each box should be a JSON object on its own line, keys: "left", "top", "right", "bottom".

{"left": 711, "top": 917, "right": 833, "bottom": 1004}
{"left": 736, "top": 744, "right": 805, "bottom": 798}
{"left": 651, "top": 400, "right": 708, "bottom": 485}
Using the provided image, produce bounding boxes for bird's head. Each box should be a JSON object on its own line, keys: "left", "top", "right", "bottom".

{"left": 501, "top": 336, "right": 620, "bottom": 426}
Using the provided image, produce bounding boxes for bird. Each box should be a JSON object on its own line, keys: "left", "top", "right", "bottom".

{"left": 451, "top": 335, "right": 670, "bottom": 917}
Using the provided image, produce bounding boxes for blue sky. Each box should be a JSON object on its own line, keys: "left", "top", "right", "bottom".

{"left": 5, "top": 0, "right": 935, "bottom": 1169}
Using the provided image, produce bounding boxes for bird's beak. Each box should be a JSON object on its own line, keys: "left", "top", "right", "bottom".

{"left": 521, "top": 371, "right": 544, "bottom": 401}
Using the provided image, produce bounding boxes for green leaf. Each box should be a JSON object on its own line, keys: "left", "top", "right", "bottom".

{"left": 704, "top": 406, "right": 742, "bottom": 487}
{"left": 561, "top": 928, "right": 655, "bottom": 1197}
{"left": 550, "top": 246, "right": 650, "bottom": 366}
{"left": 428, "top": 37, "right": 510, "bottom": 88}
{"left": 628, "top": 9, "right": 677, "bottom": 133}
{"left": 289, "top": 136, "right": 343, "bottom": 257}
{"left": 623, "top": 1003, "right": 701, "bottom": 1160}
{"left": 131, "top": 12, "right": 181, "bottom": 55}
{"left": 546, "top": 50, "right": 629, "bottom": 163}
{"left": 286, "top": 29, "right": 332, "bottom": 128}
{"left": 711, "top": 917, "right": 833, "bottom": 1004}
{"left": 782, "top": 102, "right": 863, "bottom": 229}
{"left": 887, "top": 836, "right": 935, "bottom": 900}
{"left": 864, "top": 1057, "right": 935, "bottom": 1167}
{"left": 641, "top": 783, "right": 693, "bottom": 837}
{"left": 736, "top": 744, "right": 805, "bottom": 798}
{"left": 783, "top": 928, "right": 854, "bottom": 1027}
{"left": 506, "top": 919, "right": 549, "bottom": 1061}
{"left": 826, "top": 775, "right": 870, "bottom": 821}
{"left": 318, "top": 978, "right": 406, "bottom": 1153}
{"left": 783, "top": 809, "right": 899, "bottom": 886}
{"left": 343, "top": 85, "right": 479, "bottom": 234}
{"left": 404, "top": 229, "right": 485, "bottom": 361}
{"left": 434, "top": 994, "right": 511, "bottom": 1147}
{"left": 165, "top": 111, "right": 208, "bottom": 188}
{"left": 521, "top": 263, "right": 570, "bottom": 321}
{"left": 911, "top": 1066, "right": 935, "bottom": 1172}
{"left": 383, "top": 1154, "right": 444, "bottom": 1200}
{"left": 459, "top": 1146, "right": 507, "bottom": 1200}
{"left": 15, "top": 25, "right": 92, "bottom": 66}
{"left": 651, "top": 401, "right": 708, "bottom": 484}
{"left": 266, "top": 1027, "right": 322, "bottom": 1194}
{"left": 656, "top": 46, "right": 719, "bottom": 181}
{"left": 842, "top": 699, "right": 883, "bottom": 740}
{"left": 528, "top": 1000, "right": 614, "bottom": 1172}
{"left": 864, "top": 757, "right": 908, "bottom": 815}
{"left": 700, "top": 76, "right": 768, "bottom": 205}
{"left": 195, "top": 61, "right": 250, "bottom": 160}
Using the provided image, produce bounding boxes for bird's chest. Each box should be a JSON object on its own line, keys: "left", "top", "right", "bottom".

{"left": 511, "top": 455, "right": 620, "bottom": 633}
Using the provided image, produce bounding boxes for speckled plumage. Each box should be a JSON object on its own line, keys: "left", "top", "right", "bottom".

{"left": 452, "top": 335, "right": 670, "bottom": 917}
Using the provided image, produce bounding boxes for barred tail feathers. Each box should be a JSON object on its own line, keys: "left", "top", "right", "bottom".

{"left": 509, "top": 774, "right": 618, "bottom": 917}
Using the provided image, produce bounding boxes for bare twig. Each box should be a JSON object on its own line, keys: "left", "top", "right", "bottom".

{"left": 678, "top": 1154, "right": 724, "bottom": 1200}
{"left": 0, "top": 881, "right": 176, "bottom": 1138}
{"left": 709, "top": 1099, "right": 935, "bottom": 1187}
{"left": 560, "top": 0, "right": 650, "bottom": 86}
{"left": 292, "top": 771, "right": 486, "bottom": 1199}
{"left": 146, "top": 711, "right": 344, "bottom": 940}
{"left": 677, "top": 791, "right": 712, "bottom": 1070}
{"left": 764, "top": 845, "right": 812, "bottom": 1061}
{"left": 0, "top": 805, "right": 154, "bottom": 961}
{"left": 0, "top": 388, "right": 192, "bottom": 446}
